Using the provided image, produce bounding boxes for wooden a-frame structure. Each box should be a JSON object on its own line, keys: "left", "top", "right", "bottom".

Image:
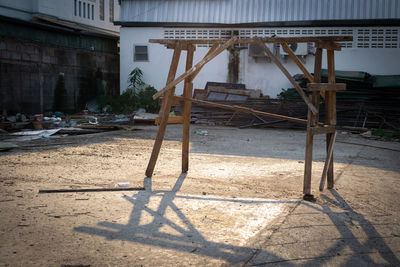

{"left": 145, "top": 35, "right": 352, "bottom": 199}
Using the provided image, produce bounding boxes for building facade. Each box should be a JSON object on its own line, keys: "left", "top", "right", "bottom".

{"left": 0, "top": 0, "right": 120, "bottom": 114}
{"left": 117, "top": 0, "right": 400, "bottom": 97}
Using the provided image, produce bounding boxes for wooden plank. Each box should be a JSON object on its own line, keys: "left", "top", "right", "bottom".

{"left": 310, "top": 125, "right": 336, "bottom": 135}
{"left": 314, "top": 47, "right": 325, "bottom": 99}
{"left": 281, "top": 42, "right": 314, "bottom": 83}
{"left": 174, "top": 96, "right": 308, "bottom": 124}
{"left": 315, "top": 40, "right": 342, "bottom": 51}
{"left": 182, "top": 45, "right": 195, "bottom": 173}
{"left": 326, "top": 49, "right": 337, "bottom": 189}
{"left": 307, "top": 83, "right": 346, "bottom": 92}
{"left": 153, "top": 36, "right": 237, "bottom": 100}
{"left": 303, "top": 109, "right": 314, "bottom": 196}
{"left": 145, "top": 46, "right": 182, "bottom": 177}
{"left": 254, "top": 37, "right": 318, "bottom": 114}
{"left": 39, "top": 187, "right": 145, "bottom": 193}
{"left": 191, "top": 43, "right": 218, "bottom": 79}
{"left": 319, "top": 131, "right": 337, "bottom": 191}
{"left": 149, "top": 36, "right": 353, "bottom": 45}
{"left": 155, "top": 116, "right": 184, "bottom": 125}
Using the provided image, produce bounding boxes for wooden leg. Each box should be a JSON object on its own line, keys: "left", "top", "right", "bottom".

{"left": 145, "top": 46, "right": 182, "bottom": 177}
{"left": 182, "top": 45, "right": 195, "bottom": 173}
{"left": 326, "top": 49, "right": 337, "bottom": 189}
{"left": 303, "top": 48, "right": 322, "bottom": 198}
{"left": 303, "top": 110, "right": 314, "bottom": 196}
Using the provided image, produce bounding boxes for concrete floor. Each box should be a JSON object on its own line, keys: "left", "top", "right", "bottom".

{"left": 0, "top": 124, "right": 399, "bottom": 266}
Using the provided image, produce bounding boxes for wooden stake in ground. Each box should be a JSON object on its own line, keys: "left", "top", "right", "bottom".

{"left": 145, "top": 45, "right": 182, "bottom": 177}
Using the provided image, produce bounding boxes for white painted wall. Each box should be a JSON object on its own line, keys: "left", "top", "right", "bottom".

{"left": 241, "top": 48, "right": 400, "bottom": 97}
{"left": 120, "top": 27, "right": 229, "bottom": 95}
{"left": 121, "top": 27, "right": 400, "bottom": 98}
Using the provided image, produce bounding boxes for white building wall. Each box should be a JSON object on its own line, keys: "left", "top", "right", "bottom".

{"left": 120, "top": 27, "right": 229, "bottom": 95}
{"left": 120, "top": 26, "right": 400, "bottom": 97}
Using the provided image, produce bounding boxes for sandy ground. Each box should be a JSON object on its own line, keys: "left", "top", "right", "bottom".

{"left": 0, "top": 124, "right": 400, "bottom": 266}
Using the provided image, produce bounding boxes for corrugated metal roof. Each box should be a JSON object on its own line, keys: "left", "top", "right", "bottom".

{"left": 120, "top": 0, "right": 400, "bottom": 23}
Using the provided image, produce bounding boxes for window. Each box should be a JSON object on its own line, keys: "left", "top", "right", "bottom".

{"left": 87, "top": 4, "right": 90, "bottom": 18}
{"left": 109, "top": 0, "right": 114, "bottom": 22}
{"left": 99, "top": 0, "right": 104, "bottom": 21}
{"left": 134, "top": 45, "right": 148, "bottom": 61}
{"left": 74, "top": 0, "right": 77, "bottom": 16}
{"left": 79, "top": 1, "right": 81, "bottom": 16}
{"left": 83, "top": 2, "right": 86, "bottom": 18}
{"left": 91, "top": 5, "right": 94, "bottom": 20}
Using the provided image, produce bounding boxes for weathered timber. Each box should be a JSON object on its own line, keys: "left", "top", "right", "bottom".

{"left": 153, "top": 36, "right": 237, "bottom": 100}
{"left": 174, "top": 96, "right": 308, "bottom": 124}
{"left": 307, "top": 83, "right": 346, "bottom": 92}
{"left": 254, "top": 37, "right": 318, "bottom": 114}
{"left": 149, "top": 36, "right": 353, "bottom": 45}
{"left": 182, "top": 45, "right": 195, "bottom": 173}
{"left": 146, "top": 46, "right": 182, "bottom": 177}
{"left": 281, "top": 42, "right": 314, "bottom": 83}
{"left": 320, "top": 131, "right": 337, "bottom": 191}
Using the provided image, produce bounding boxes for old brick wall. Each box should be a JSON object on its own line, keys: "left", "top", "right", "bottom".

{"left": 0, "top": 37, "right": 119, "bottom": 114}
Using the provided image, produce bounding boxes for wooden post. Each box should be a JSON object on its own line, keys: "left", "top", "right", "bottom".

{"left": 303, "top": 47, "right": 322, "bottom": 198}
{"left": 182, "top": 45, "right": 195, "bottom": 173}
{"left": 320, "top": 131, "right": 337, "bottom": 191}
{"left": 326, "top": 49, "right": 337, "bottom": 189}
{"left": 145, "top": 45, "right": 182, "bottom": 177}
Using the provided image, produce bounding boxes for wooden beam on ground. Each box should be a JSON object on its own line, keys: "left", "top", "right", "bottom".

{"left": 153, "top": 36, "right": 237, "bottom": 100}
{"left": 307, "top": 83, "right": 346, "bottom": 92}
{"left": 145, "top": 46, "right": 182, "bottom": 177}
{"left": 182, "top": 45, "right": 195, "bottom": 173}
{"left": 254, "top": 37, "right": 318, "bottom": 114}
{"left": 39, "top": 187, "right": 145, "bottom": 193}
{"left": 319, "top": 131, "right": 337, "bottom": 191}
{"left": 174, "top": 96, "right": 308, "bottom": 124}
{"left": 281, "top": 42, "right": 314, "bottom": 83}
{"left": 150, "top": 36, "right": 353, "bottom": 45}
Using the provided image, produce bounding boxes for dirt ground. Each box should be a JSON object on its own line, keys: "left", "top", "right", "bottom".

{"left": 1, "top": 124, "right": 400, "bottom": 266}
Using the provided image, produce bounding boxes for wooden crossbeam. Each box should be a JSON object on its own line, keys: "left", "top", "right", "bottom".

{"left": 254, "top": 37, "right": 318, "bottom": 114}
{"left": 315, "top": 40, "right": 342, "bottom": 51}
{"left": 153, "top": 36, "right": 238, "bottom": 100}
{"left": 310, "top": 125, "right": 336, "bottom": 135}
{"left": 174, "top": 96, "right": 308, "bottom": 124}
{"left": 150, "top": 36, "right": 353, "bottom": 45}
{"left": 307, "top": 83, "right": 346, "bottom": 92}
{"left": 319, "top": 131, "right": 337, "bottom": 191}
{"left": 281, "top": 42, "right": 314, "bottom": 83}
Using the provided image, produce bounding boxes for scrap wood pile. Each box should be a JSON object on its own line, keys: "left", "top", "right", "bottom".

{"left": 172, "top": 76, "right": 400, "bottom": 130}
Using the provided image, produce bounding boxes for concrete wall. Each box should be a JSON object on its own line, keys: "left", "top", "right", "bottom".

{"left": 0, "top": 37, "right": 119, "bottom": 114}
{"left": 120, "top": 26, "right": 400, "bottom": 98}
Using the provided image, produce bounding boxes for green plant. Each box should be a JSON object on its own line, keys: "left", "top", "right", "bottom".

{"left": 96, "top": 68, "right": 159, "bottom": 114}
{"left": 127, "top": 68, "right": 145, "bottom": 91}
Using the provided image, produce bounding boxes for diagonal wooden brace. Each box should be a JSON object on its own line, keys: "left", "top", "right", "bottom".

{"left": 153, "top": 36, "right": 238, "bottom": 100}
{"left": 254, "top": 37, "right": 318, "bottom": 115}
{"left": 319, "top": 131, "right": 337, "bottom": 191}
